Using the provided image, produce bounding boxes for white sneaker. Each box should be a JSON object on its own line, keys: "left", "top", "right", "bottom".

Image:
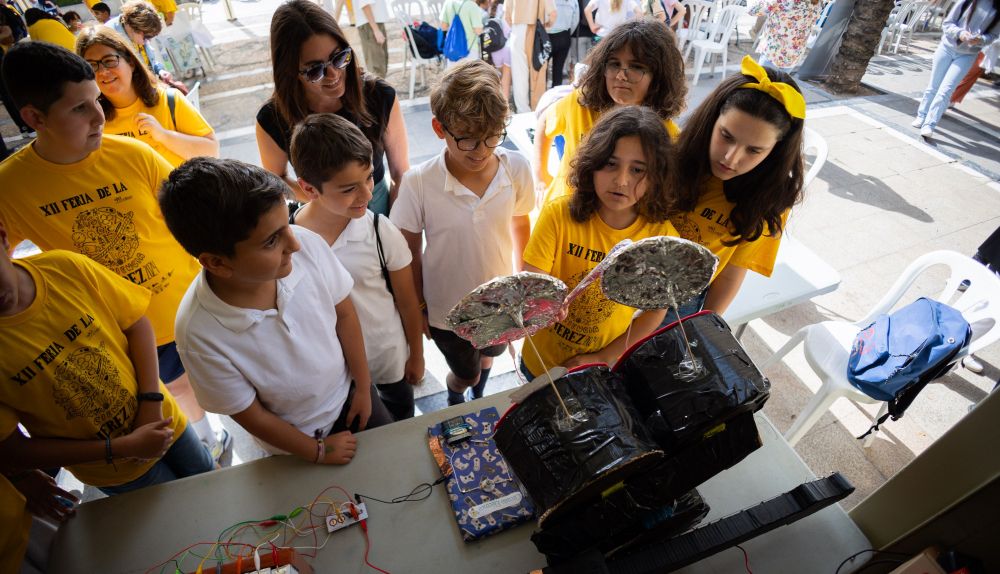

{"left": 206, "top": 428, "right": 232, "bottom": 464}
{"left": 911, "top": 117, "right": 924, "bottom": 128}
{"left": 920, "top": 125, "right": 934, "bottom": 138}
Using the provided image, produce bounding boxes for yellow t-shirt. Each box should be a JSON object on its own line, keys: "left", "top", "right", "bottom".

{"left": 0, "top": 135, "right": 200, "bottom": 346}
{"left": 104, "top": 87, "right": 214, "bottom": 168}
{"left": 670, "top": 177, "right": 787, "bottom": 280}
{"left": 0, "top": 251, "right": 187, "bottom": 487}
{"left": 27, "top": 19, "right": 77, "bottom": 51}
{"left": 0, "top": 477, "right": 30, "bottom": 574}
{"left": 522, "top": 196, "right": 678, "bottom": 375}
{"left": 150, "top": 0, "right": 178, "bottom": 14}
{"left": 543, "top": 89, "right": 680, "bottom": 204}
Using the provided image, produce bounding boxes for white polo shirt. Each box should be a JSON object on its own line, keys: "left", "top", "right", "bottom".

{"left": 331, "top": 211, "right": 412, "bottom": 384}
{"left": 390, "top": 147, "right": 535, "bottom": 330}
{"left": 175, "top": 226, "right": 354, "bottom": 455}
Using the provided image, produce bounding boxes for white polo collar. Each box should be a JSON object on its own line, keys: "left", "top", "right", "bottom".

{"left": 194, "top": 259, "right": 306, "bottom": 333}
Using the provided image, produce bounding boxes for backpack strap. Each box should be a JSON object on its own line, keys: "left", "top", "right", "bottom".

{"left": 166, "top": 88, "right": 177, "bottom": 131}
{"left": 373, "top": 213, "right": 395, "bottom": 298}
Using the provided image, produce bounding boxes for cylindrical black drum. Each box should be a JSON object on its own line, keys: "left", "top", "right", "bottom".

{"left": 614, "top": 311, "right": 771, "bottom": 452}
{"left": 494, "top": 365, "right": 664, "bottom": 526}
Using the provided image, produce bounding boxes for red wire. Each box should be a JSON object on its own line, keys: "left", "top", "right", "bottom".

{"left": 361, "top": 522, "right": 391, "bottom": 574}
{"left": 736, "top": 545, "right": 753, "bottom": 574}
{"left": 143, "top": 542, "right": 255, "bottom": 574}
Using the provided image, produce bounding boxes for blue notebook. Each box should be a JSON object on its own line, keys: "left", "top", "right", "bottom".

{"left": 427, "top": 407, "right": 536, "bottom": 541}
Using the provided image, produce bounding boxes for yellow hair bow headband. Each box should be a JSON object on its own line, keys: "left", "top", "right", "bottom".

{"left": 738, "top": 56, "right": 806, "bottom": 120}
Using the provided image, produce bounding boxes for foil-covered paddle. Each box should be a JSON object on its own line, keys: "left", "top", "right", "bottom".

{"left": 446, "top": 272, "right": 569, "bottom": 349}
{"left": 600, "top": 236, "right": 718, "bottom": 310}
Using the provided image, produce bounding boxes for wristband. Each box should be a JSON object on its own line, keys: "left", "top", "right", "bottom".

{"left": 314, "top": 437, "right": 325, "bottom": 463}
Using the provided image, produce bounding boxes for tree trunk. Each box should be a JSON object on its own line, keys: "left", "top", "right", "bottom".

{"left": 823, "top": 0, "right": 897, "bottom": 94}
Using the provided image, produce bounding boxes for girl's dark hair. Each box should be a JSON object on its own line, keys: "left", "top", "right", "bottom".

{"left": 76, "top": 24, "right": 159, "bottom": 121}
{"left": 268, "top": 0, "right": 372, "bottom": 130}
{"left": 675, "top": 67, "right": 805, "bottom": 245}
{"left": 568, "top": 105, "right": 677, "bottom": 224}
{"left": 577, "top": 19, "right": 686, "bottom": 120}
{"left": 24, "top": 8, "right": 60, "bottom": 26}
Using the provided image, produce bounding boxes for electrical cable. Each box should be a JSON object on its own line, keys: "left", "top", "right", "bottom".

{"left": 834, "top": 549, "right": 911, "bottom": 574}
{"left": 735, "top": 545, "right": 752, "bottom": 573}
{"left": 355, "top": 475, "right": 448, "bottom": 505}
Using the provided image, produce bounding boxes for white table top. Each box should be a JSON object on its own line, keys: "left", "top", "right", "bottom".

{"left": 49, "top": 391, "right": 868, "bottom": 574}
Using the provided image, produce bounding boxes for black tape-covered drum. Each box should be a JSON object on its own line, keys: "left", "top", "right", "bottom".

{"left": 494, "top": 365, "right": 664, "bottom": 526}
{"left": 614, "top": 311, "right": 770, "bottom": 452}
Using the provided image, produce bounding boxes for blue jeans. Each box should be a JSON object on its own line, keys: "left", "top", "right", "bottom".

{"left": 98, "top": 425, "right": 214, "bottom": 496}
{"left": 916, "top": 43, "right": 977, "bottom": 130}
{"left": 368, "top": 177, "right": 391, "bottom": 216}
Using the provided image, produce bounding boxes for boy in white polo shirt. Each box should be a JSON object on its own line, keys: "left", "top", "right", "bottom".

{"left": 289, "top": 113, "right": 424, "bottom": 420}
{"left": 161, "top": 158, "right": 393, "bottom": 464}
{"left": 391, "top": 60, "right": 533, "bottom": 405}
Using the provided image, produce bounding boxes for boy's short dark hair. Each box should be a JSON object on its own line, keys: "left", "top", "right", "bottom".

{"left": 1, "top": 42, "right": 95, "bottom": 113}
{"left": 290, "top": 113, "right": 373, "bottom": 191}
{"left": 159, "top": 158, "right": 290, "bottom": 258}
{"left": 92, "top": 2, "right": 111, "bottom": 14}
{"left": 64, "top": 10, "right": 81, "bottom": 22}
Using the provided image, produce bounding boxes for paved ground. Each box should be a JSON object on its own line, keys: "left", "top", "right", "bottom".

{"left": 5, "top": 6, "right": 998, "bottom": 515}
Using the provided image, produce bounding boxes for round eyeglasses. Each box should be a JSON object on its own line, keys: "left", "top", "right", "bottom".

{"left": 299, "top": 47, "right": 353, "bottom": 83}
{"left": 605, "top": 62, "right": 647, "bottom": 83}
{"left": 441, "top": 124, "right": 507, "bottom": 151}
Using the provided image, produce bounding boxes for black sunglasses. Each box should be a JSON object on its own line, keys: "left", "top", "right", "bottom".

{"left": 299, "top": 47, "right": 353, "bottom": 83}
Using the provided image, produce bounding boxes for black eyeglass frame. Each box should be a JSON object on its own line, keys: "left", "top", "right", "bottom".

{"left": 604, "top": 62, "right": 648, "bottom": 84}
{"left": 440, "top": 123, "right": 508, "bottom": 151}
{"left": 86, "top": 53, "right": 124, "bottom": 72}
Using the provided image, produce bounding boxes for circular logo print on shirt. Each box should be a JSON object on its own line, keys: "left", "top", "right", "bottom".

{"left": 670, "top": 213, "right": 702, "bottom": 244}
{"left": 564, "top": 269, "right": 616, "bottom": 329}
{"left": 71, "top": 207, "right": 144, "bottom": 275}
{"left": 53, "top": 345, "right": 135, "bottom": 428}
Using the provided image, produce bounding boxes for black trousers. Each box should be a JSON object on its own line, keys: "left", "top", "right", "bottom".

{"left": 549, "top": 30, "right": 572, "bottom": 88}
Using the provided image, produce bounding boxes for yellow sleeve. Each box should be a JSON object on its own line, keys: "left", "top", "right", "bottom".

{"left": 72, "top": 252, "right": 153, "bottom": 330}
{"left": 665, "top": 118, "right": 680, "bottom": 139}
{"left": 728, "top": 211, "right": 789, "bottom": 277}
{"left": 544, "top": 94, "right": 571, "bottom": 139}
{"left": 523, "top": 201, "right": 561, "bottom": 274}
{"left": 172, "top": 93, "right": 214, "bottom": 138}
{"left": 0, "top": 477, "right": 30, "bottom": 574}
{"left": 146, "top": 143, "right": 174, "bottom": 198}
{"left": 0, "top": 403, "right": 18, "bottom": 442}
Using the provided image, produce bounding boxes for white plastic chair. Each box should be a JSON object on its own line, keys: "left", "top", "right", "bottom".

{"left": 801, "top": 126, "right": 828, "bottom": 190}
{"left": 677, "top": 0, "right": 712, "bottom": 54}
{"left": 877, "top": 0, "right": 931, "bottom": 55}
{"left": 393, "top": 3, "right": 440, "bottom": 99}
{"left": 688, "top": 4, "right": 745, "bottom": 86}
{"left": 423, "top": 0, "right": 444, "bottom": 22}
{"left": 761, "top": 250, "right": 1000, "bottom": 447}
{"left": 177, "top": 1, "right": 201, "bottom": 21}
{"left": 186, "top": 80, "right": 201, "bottom": 111}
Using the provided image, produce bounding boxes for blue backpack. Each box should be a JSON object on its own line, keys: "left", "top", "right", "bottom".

{"left": 442, "top": 1, "right": 471, "bottom": 61}
{"left": 848, "top": 297, "right": 971, "bottom": 438}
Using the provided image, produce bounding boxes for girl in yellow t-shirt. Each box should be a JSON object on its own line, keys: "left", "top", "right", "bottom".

{"left": 534, "top": 19, "right": 687, "bottom": 205}
{"left": 77, "top": 26, "right": 219, "bottom": 167}
{"left": 670, "top": 56, "right": 807, "bottom": 316}
{"left": 521, "top": 106, "right": 678, "bottom": 379}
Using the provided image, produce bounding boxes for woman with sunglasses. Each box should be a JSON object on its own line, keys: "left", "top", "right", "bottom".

{"left": 255, "top": 0, "right": 409, "bottom": 214}
{"left": 533, "top": 19, "right": 686, "bottom": 205}
{"left": 77, "top": 25, "right": 218, "bottom": 167}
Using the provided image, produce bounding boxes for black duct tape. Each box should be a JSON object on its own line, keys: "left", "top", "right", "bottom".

{"left": 615, "top": 311, "right": 771, "bottom": 452}
{"left": 494, "top": 365, "right": 664, "bottom": 527}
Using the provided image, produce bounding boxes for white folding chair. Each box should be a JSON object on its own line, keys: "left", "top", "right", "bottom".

{"left": 688, "top": 4, "right": 745, "bottom": 86}
{"left": 423, "top": 0, "right": 444, "bottom": 22}
{"left": 761, "top": 251, "right": 1000, "bottom": 447}
{"left": 676, "top": 0, "right": 712, "bottom": 53}
{"left": 801, "top": 126, "right": 828, "bottom": 190}
{"left": 393, "top": 3, "right": 440, "bottom": 99}
{"left": 877, "top": 0, "right": 931, "bottom": 55}
{"left": 177, "top": 1, "right": 201, "bottom": 21}
{"left": 186, "top": 80, "right": 201, "bottom": 111}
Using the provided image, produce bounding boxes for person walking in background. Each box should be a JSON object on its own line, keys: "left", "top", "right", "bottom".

{"left": 478, "top": 0, "right": 513, "bottom": 101}
{"left": 912, "top": 0, "right": 999, "bottom": 138}
{"left": 547, "top": 0, "right": 578, "bottom": 87}
{"left": 347, "top": 0, "right": 391, "bottom": 78}
{"left": 950, "top": 38, "right": 999, "bottom": 104}
{"left": 749, "top": 0, "right": 823, "bottom": 72}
